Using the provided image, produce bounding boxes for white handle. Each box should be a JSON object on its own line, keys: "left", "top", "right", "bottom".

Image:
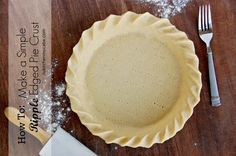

{"left": 207, "top": 46, "right": 221, "bottom": 106}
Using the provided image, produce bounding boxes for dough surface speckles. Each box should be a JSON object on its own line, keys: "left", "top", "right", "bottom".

{"left": 65, "top": 11, "right": 202, "bottom": 148}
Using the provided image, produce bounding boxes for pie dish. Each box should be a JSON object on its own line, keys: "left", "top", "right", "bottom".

{"left": 65, "top": 11, "right": 202, "bottom": 148}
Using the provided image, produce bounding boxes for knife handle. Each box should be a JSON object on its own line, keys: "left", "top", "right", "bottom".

{"left": 4, "top": 107, "right": 51, "bottom": 144}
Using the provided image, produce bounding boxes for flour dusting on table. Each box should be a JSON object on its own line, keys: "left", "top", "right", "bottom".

{"left": 38, "top": 59, "right": 71, "bottom": 133}
{"left": 55, "top": 83, "right": 66, "bottom": 96}
{"left": 136, "top": 0, "right": 191, "bottom": 18}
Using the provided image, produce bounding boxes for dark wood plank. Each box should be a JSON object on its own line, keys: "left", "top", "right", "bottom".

{"left": 1, "top": 0, "right": 236, "bottom": 156}
{"left": 0, "top": 0, "right": 9, "bottom": 155}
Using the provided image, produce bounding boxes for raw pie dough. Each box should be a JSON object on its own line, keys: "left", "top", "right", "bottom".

{"left": 66, "top": 12, "right": 202, "bottom": 148}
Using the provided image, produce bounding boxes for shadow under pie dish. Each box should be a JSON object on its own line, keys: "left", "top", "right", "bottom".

{"left": 65, "top": 11, "right": 202, "bottom": 148}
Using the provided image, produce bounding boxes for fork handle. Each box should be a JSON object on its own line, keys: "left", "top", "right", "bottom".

{"left": 207, "top": 46, "right": 221, "bottom": 106}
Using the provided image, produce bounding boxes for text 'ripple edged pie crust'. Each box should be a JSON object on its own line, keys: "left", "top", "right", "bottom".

{"left": 65, "top": 11, "right": 202, "bottom": 148}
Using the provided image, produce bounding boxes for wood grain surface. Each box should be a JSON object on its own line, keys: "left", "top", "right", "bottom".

{"left": 1, "top": 0, "right": 236, "bottom": 156}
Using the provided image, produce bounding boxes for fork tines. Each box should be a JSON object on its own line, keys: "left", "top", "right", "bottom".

{"left": 198, "top": 4, "right": 212, "bottom": 32}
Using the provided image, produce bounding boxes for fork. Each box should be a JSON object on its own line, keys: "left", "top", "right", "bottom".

{"left": 198, "top": 4, "right": 221, "bottom": 107}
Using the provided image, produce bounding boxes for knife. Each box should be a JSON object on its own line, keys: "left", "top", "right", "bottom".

{"left": 4, "top": 107, "right": 97, "bottom": 156}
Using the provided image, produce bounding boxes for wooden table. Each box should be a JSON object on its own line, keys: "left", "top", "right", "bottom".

{"left": 1, "top": 0, "right": 236, "bottom": 155}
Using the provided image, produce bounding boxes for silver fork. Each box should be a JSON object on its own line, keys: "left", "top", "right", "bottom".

{"left": 198, "top": 4, "right": 221, "bottom": 107}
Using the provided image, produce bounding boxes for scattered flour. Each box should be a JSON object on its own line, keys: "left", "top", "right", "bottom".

{"left": 38, "top": 59, "right": 72, "bottom": 133}
{"left": 55, "top": 83, "right": 66, "bottom": 96}
{"left": 135, "top": 0, "right": 191, "bottom": 18}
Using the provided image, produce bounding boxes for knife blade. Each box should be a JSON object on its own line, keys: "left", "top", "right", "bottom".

{"left": 39, "top": 127, "right": 96, "bottom": 156}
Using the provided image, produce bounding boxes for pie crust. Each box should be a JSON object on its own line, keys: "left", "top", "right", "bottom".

{"left": 65, "top": 11, "right": 202, "bottom": 147}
